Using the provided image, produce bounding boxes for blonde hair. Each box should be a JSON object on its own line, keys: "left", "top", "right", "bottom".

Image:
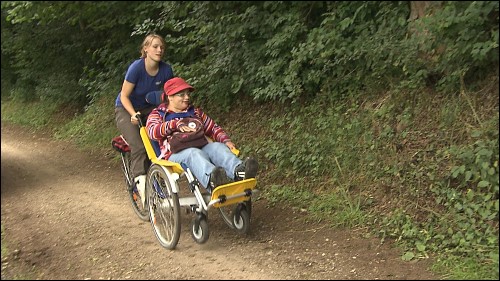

{"left": 140, "top": 33, "right": 166, "bottom": 58}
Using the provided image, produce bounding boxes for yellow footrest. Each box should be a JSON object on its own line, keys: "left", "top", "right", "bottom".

{"left": 151, "top": 159, "right": 184, "bottom": 174}
{"left": 211, "top": 178, "right": 257, "bottom": 208}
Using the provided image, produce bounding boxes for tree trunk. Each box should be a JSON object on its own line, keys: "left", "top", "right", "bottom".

{"left": 409, "top": 1, "right": 432, "bottom": 21}
{"left": 409, "top": 1, "right": 444, "bottom": 21}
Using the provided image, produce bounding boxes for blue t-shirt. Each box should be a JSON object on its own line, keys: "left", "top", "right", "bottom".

{"left": 115, "top": 58, "right": 174, "bottom": 110}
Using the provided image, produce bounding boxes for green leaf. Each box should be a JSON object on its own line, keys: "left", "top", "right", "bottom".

{"left": 402, "top": 251, "right": 415, "bottom": 261}
{"left": 465, "top": 171, "right": 473, "bottom": 181}
{"left": 416, "top": 241, "right": 426, "bottom": 252}
{"left": 477, "top": 181, "right": 490, "bottom": 188}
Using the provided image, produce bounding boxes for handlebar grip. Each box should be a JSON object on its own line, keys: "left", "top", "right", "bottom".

{"left": 134, "top": 112, "right": 145, "bottom": 127}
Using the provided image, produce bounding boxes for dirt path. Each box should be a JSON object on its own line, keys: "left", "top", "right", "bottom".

{"left": 1, "top": 122, "right": 441, "bottom": 280}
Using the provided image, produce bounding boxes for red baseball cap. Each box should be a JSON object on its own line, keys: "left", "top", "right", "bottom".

{"left": 163, "top": 77, "right": 194, "bottom": 96}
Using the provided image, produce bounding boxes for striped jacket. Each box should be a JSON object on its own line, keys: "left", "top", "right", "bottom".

{"left": 146, "top": 104, "right": 231, "bottom": 159}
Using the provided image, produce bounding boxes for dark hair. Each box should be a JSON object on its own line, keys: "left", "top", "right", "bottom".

{"left": 161, "top": 92, "right": 169, "bottom": 105}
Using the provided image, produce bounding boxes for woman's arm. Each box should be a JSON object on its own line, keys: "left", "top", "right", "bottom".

{"left": 120, "top": 80, "right": 141, "bottom": 124}
{"left": 196, "top": 108, "right": 235, "bottom": 149}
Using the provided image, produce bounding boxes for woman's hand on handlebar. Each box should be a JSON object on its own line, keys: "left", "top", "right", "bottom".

{"left": 130, "top": 112, "right": 141, "bottom": 125}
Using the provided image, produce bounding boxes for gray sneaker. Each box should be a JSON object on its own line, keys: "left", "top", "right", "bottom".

{"left": 234, "top": 157, "right": 258, "bottom": 181}
{"left": 209, "top": 167, "right": 232, "bottom": 192}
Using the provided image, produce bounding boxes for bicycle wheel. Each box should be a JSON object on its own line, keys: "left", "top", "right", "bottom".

{"left": 121, "top": 152, "right": 149, "bottom": 221}
{"left": 147, "top": 164, "right": 181, "bottom": 250}
{"left": 218, "top": 199, "right": 252, "bottom": 230}
{"left": 120, "top": 152, "right": 133, "bottom": 189}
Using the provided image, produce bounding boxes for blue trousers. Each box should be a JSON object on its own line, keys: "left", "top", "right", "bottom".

{"left": 169, "top": 142, "right": 242, "bottom": 190}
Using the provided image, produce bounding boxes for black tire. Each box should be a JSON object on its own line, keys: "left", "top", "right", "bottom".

{"left": 245, "top": 199, "right": 252, "bottom": 218}
{"left": 233, "top": 207, "right": 250, "bottom": 235}
{"left": 147, "top": 164, "right": 181, "bottom": 250}
{"left": 121, "top": 152, "right": 149, "bottom": 221}
{"left": 191, "top": 217, "right": 209, "bottom": 244}
{"left": 218, "top": 199, "right": 252, "bottom": 230}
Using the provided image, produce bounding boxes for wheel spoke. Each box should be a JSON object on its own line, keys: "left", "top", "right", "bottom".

{"left": 122, "top": 152, "right": 149, "bottom": 221}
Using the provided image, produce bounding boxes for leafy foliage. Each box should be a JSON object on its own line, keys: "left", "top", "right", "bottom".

{"left": 411, "top": 1, "right": 499, "bottom": 92}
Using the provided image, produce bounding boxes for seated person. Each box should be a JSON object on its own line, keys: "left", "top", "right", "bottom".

{"left": 146, "top": 77, "right": 258, "bottom": 192}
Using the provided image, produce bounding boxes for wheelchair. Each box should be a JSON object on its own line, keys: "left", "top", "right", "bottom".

{"left": 113, "top": 91, "right": 258, "bottom": 250}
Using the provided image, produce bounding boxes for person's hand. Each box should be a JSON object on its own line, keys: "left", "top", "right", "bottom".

{"left": 225, "top": 141, "right": 239, "bottom": 155}
{"left": 177, "top": 123, "right": 196, "bottom": 132}
{"left": 225, "top": 141, "right": 236, "bottom": 150}
{"left": 130, "top": 112, "right": 141, "bottom": 125}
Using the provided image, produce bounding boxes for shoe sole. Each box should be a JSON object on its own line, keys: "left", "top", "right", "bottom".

{"left": 244, "top": 158, "right": 258, "bottom": 179}
{"left": 211, "top": 167, "right": 231, "bottom": 188}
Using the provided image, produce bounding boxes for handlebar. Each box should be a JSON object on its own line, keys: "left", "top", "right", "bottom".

{"left": 134, "top": 112, "right": 147, "bottom": 128}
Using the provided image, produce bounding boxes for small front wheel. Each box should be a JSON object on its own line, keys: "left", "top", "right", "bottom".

{"left": 233, "top": 207, "right": 250, "bottom": 235}
{"left": 191, "top": 217, "right": 209, "bottom": 244}
{"left": 219, "top": 199, "right": 251, "bottom": 230}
